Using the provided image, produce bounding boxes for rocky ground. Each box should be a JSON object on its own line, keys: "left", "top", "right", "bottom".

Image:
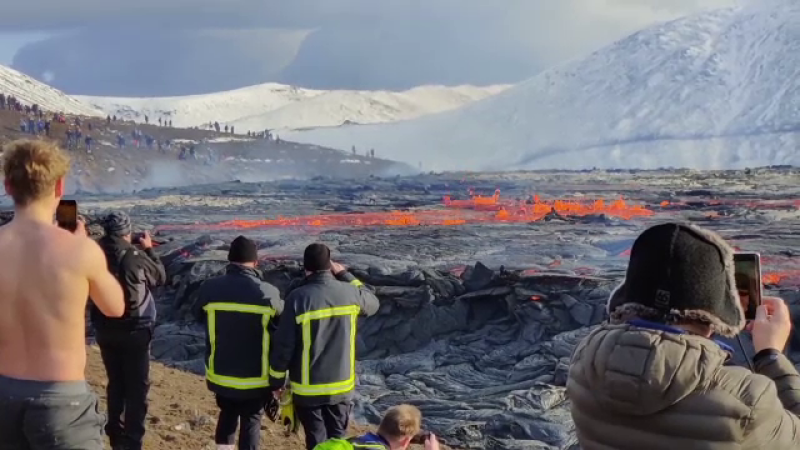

{"left": 6, "top": 167, "right": 800, "bottom": 449}
{"left": 0, "top": 109, "right": 409, "bottom": 194}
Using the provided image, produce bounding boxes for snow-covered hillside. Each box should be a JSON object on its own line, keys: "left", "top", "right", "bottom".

{"left": 77, "top": 84, "right": 508, "bottom": 132}
{"left": 285, "top": 0, "right": 800, "bottom": 171}
{"left": 0, "top": 65, "right": 101, "bottom": 116}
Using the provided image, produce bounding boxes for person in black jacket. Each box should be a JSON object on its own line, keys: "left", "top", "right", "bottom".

{"left": 90, "top": 211, "right": 166, "bottom": 450}
{"left": 270, "top": 243, "right": 380, "bottom": 450}
{"left": 193, "top": 236, "right": 284, "bottom": 450}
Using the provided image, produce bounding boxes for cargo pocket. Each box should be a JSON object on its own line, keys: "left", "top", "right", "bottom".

{"left": 24, "top": 391, "right": 105, "bottom": 450}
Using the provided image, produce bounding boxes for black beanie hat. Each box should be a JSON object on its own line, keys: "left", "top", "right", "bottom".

{"left": 104, "top": 211, "right": 132, "bottom": 237}
{"left": 304, "top": 243, "right": 332, "bottom": 272}
{"left": 607, "top": 222, "right": 745, "bottom": 337}
{"left": 228, "top": 236, "right": 258, "bottom": 263}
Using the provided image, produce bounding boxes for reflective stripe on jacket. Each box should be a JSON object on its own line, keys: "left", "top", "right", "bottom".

{"left": 194, "top": 264, "right": 284, "bottom": 399}
{"left": 313, "top": 433, "right": 390, "bottom": 450}
{"left": 269, "top": 271, "right": 380, "bottom": 407}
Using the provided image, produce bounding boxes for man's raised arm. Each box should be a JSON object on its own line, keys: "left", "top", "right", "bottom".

{"left": 84, "top": 238, "right": 125, "bottom": 318}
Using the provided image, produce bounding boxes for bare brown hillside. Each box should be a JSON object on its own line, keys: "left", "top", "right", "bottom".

{"left": 86, "top": 346, "right": 446, "bottom": 450}
{"left": 0, "top": 109, "right": 406, "bottom": 194}
{"left": 86, "top": 345, "right": 353, "bottom": 450}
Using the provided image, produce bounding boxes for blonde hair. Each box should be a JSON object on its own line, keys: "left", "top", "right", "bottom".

{"left": 377, "top": 405, "right": 422, "bottom": 441}
{"left": 1, "top": 139, "right": 70, "bottom": 206}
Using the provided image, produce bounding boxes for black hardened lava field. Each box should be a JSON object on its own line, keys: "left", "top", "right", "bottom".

{"left": 6, "top": 168, "right": 800, "bottom": 450}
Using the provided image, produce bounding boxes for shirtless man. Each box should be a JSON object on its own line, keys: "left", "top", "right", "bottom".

{"left": 0, "top": 139, "right": 125, "bottom": 449}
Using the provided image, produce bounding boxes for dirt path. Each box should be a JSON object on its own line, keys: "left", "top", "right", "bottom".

{"left": 86, "top": 345, "right": 347, "bottom": 450}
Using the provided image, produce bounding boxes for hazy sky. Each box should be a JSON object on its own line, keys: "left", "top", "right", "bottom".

{"left": 0, "top": 32, "right": 48, "bottom": 64}
{"left": 0, "top": 0, "right": 737, "bottom": 95}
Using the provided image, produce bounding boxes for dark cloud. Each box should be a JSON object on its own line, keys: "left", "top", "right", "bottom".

{"left": 12, "top": 28, "right": 307, "bottom": 96}
{"left": 8, "top": 0, "right": 735, "bottom": 95}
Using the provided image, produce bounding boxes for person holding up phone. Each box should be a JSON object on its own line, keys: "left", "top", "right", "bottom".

{"left": 90, "top": 211, "right": 166, "bottom": 450}
{"left": 313, "top": 404, "right": 441, "bottom": 450}
{"left": 0, "top": 140, "right": 125, "bottom": 450}
{"left": 568, "top": 222, "right": 800, "bottom": 450}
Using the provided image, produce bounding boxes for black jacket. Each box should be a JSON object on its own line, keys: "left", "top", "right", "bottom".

{"left": 194, "top": 264, "right": 285, "bottom": 399}
{"left": 90, "top": 236, "right": 166, "bottom": 332}
{"left": 269, "top": 271, "right": 380, "bottom": 407}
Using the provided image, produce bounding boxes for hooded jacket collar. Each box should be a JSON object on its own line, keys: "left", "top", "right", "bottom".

{"left": 225, "top": 263, "right": 261, "bottom": 278}
{"left": 100, "top": 234, "right": 133, "bottom": 252}
{"left": 628, "top": 319, "right": 735, "bottom": 354}
{"left": 307, "top": 270, "right": 335, "bottom": 282}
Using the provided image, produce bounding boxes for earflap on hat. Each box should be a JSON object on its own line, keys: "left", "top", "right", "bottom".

{"left": 606, "top": 223, "right": 746, "bottom": 337}
{"left": 678, "top": 223, "right": 745, "bottom": 337}
{"left": 607, "top": 278, "right": 675, "bottom": 325}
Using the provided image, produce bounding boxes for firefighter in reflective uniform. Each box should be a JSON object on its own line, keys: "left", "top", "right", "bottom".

{"left": 270, "top": 243, "right": 380, "bottom": 450}
{"left": 192, "top": 236, "right": 284, "bottom": 450}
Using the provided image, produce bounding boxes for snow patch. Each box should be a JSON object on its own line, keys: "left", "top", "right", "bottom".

{"left": 0, "top": 65, "right": 101, "bottom": 116}
{"left": 285, "top": 0, "right": 800, "bottom": 171}
{"left": 206, "top": 136, "right": 255, "bottom": 143}
{"left": 76, "top": 83, "right": 509, "bottom": 133}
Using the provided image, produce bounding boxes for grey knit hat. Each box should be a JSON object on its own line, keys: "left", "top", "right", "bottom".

{"left": 104, "top": 211, "right": 132, "bottom": 237}
{"left": 607, "top": 222, "right": 745, "bottom": 337}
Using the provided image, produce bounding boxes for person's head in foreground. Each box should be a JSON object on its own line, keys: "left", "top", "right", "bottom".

{"left": 2, "top": 139, "right": 69, "bottom": 218}
{"left": 228, "top": 235, "right": 258, "bottom": 267}
{"left": 326, "top": 404, "right": 439, "bottom": 450}
{"left": 304, "top": 242, "right": 332, "bottom": 274}
{"left": 567, "top": 222, "right": 800, "bottom": 450}
{"left": 377, "top": 404, "right": 422, "bottom": 450}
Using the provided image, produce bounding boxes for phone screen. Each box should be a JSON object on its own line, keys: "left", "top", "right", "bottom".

{"left": 734, "top": 253, "right": 762, "bottom": 320}
{"left": 56, "top": 200, "right": 78, "bottom": 232}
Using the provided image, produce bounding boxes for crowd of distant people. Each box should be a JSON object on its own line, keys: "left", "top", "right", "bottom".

{"left": 0, "top": 93, "right": 381, "bottom": 166}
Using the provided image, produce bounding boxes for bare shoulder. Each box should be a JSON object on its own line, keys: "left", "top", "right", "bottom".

{"left": 70, "top": 236, "right": 107, "bottom": 272}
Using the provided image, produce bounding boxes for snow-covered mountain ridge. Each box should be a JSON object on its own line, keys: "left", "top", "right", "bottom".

{"left": 76, "top": 83, "right": 509, "bottom": 132}
{"left": 285, "top": 0, "right": 800, "bottom": 171}
{"left": 0, "top": 65, "right": 100, "bottom": 116}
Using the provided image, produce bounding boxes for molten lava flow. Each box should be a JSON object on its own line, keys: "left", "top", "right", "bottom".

{"left": 663, "top": 199, "right": 800, "bottom": 210}
{"left": 155, "top": 192, "right": 652, "bottom": 232}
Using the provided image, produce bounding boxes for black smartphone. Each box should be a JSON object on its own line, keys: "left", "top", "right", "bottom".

{"left": 734, "top": 252, "right": 762, "bottom": 321}
{"left": 56, "top": 200, "right": 78, "bottom": 232}
{"left": 410, "top": 431, "right": 431, "bottom": 445}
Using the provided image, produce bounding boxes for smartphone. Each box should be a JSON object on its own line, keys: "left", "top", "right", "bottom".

{"left": 56, "top": 200, "right": 78, "bottom": 232}
{"left": 734, "top": 252, "right": 762, "bottom": 321}
{"left": 410, "top": 431, "right": 431, "bottom": 445}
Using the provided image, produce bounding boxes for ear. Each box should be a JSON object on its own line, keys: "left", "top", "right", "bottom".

{"left": 400, "top": 436, "right": 412, "bottom": 449}
{"left": 54, "top": 177, "right": 65, "bottom": 198}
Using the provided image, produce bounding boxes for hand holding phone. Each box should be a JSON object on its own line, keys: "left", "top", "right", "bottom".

{"left": 734, "top": 253, "right": 762, "bottom": 321}
{"left": 56, "top": 200, "right": 78, "bottom": 232}
{"left": 751, "top": 296, "right": 792, "bottom": 353}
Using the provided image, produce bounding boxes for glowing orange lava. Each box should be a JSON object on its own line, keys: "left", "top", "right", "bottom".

{"left": 154, "top": 191, "right": 653, "bottom": 232}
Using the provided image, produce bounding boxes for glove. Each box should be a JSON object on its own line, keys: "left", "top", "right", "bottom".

{"left": 279, "top": 388, "right": 298, "bottom": 436}
{"left": 264, "top": 395, "right": 280, "bottom": 423}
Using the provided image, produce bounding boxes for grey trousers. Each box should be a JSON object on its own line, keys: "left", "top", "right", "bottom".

{"left": 0, "top": 373, "right": 105, "bottom": 450}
